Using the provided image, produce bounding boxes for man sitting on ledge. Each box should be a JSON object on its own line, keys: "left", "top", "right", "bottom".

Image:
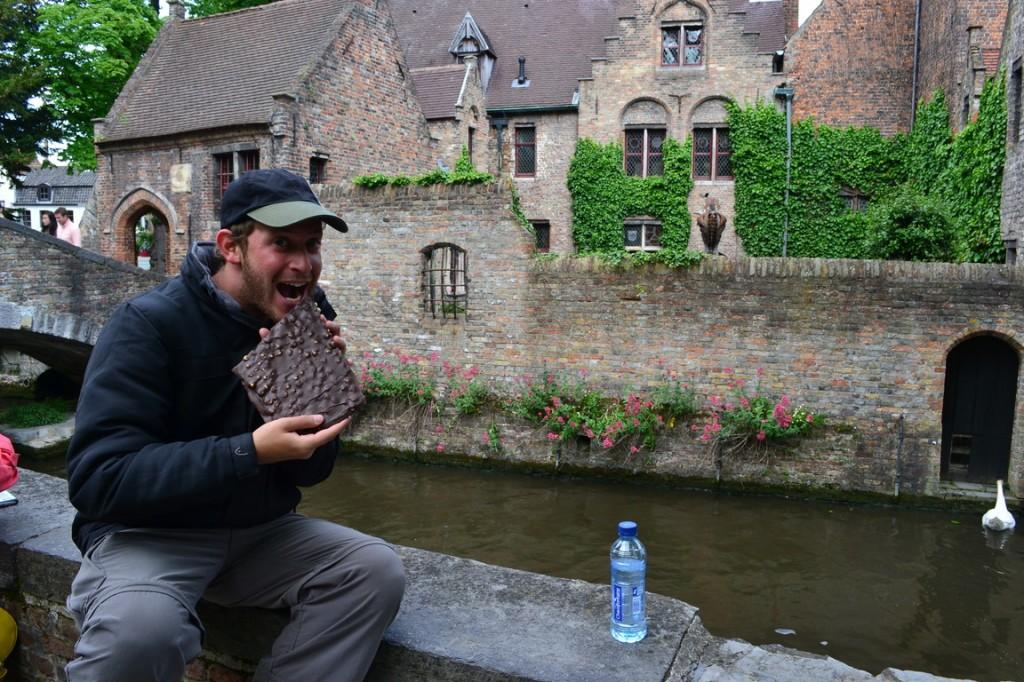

{"left": 64, "top": 169, "right": 404, "bottom": 681}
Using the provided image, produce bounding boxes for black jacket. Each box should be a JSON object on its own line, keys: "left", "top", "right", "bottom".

{"left": 67, "top": 242, "right": 338, "bottom": 552}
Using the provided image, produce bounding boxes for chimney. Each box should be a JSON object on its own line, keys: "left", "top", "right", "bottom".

{"left": 167, "top": 0, "right": 186, "bottom": 21}
{"left": 517, "top": 57, "right": 527, "bottom": 84}
{"left": 785, "top": 0, "right": 800, "bottom": 38}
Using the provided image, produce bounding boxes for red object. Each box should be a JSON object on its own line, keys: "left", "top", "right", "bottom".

{"left": 0, "top": 435, "right": 19, "bottom": 492}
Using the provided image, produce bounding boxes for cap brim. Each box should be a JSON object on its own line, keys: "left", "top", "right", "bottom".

{"left": 247, "top": 200, "right": 348, "bottom": 233}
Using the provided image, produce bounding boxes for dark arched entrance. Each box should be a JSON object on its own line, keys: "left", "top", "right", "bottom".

{"left": 941, "top": 335, "right": 1019, "bottom": 482}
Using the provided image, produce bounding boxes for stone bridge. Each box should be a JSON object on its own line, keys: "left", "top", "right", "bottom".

{"left": 0, "top": 217, "right": 164, "bottom": 380}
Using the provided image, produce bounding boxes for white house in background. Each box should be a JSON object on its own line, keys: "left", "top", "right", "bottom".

{"left": 10, "top": 167, "right": 96, "bottom": 231}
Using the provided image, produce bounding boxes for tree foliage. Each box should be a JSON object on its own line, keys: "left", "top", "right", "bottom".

{"left": 29, "top": 0, "right": 159, "bottom": 170}
{"left": 186, "top": 0, "right": 274, "bottom": 18}
{"left": 0, "top": 0, "right": 58, "bottom": 183}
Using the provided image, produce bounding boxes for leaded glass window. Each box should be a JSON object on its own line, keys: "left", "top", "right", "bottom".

{"left": 624, "top": 128, "right": 666, "bottom": 178}
{"left": 662, "top": 27, "right": 680, "bottom": 66}
{"left": 693, "top": 127, "right": 731, "bottom": 181}
{"left": 624, "top": 219, "right": 662, "bottom": 251}
{"left": 684, "top": 25, "right": 703, "bottom": 65}
{"left": 515, "top": 126, "right": 536, "bottom": 176}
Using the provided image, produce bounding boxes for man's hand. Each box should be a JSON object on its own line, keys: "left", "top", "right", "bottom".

{"left": 252, "top": 415, "right": 350, "bottom": 464}
{"left": 320, "top": 314, "right": 346, "bottom": 354}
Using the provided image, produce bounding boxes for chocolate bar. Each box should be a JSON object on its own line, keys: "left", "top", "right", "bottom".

{"left": 233, "top": 299, "right": 364, "bottom": 428}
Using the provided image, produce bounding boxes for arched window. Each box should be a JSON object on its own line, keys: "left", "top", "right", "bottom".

{"left": 622, "top": 100, "right": 669, "bottom": 178}
{"left": 691, "top": 98, "right": 732, "bottom": 181}
{"left": 421, "top": 243, "right": 468, "bottom": 320}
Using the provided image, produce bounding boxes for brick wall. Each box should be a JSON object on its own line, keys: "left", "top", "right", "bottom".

{"left": 917, "top": 0, "right": 1007, "bottom": 130}
{"left": 318, "top": 183, "right": 1024, "bottom": 496}
{"left": 507, "top": 112, "right": 578, "bottom": 255}
{"left": 0, "top": 222, "right": 160, "bottom": 328}
{"left": 1002, "top": 0, "right": 1024, "bottom": 252}
{"left": 787, "top": 0, "right": 917, "bottom": 136}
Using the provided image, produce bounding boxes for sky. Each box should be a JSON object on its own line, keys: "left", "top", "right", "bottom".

{"left": 800, "top": 0, "right": 823, "bottom": 25}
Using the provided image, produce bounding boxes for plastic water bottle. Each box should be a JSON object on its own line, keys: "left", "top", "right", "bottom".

{"left": 610, "top": 520, "right": 647, "bottom": 642}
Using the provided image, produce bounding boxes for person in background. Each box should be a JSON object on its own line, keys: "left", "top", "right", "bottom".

{"left": 64, "top": 168, "right": 404, "bottom": 681}
{"left": 54, "top": 207, "right": 81, "bottom": 247}
{"left": 40, "top": 210, "right": 57, "bottom": 237}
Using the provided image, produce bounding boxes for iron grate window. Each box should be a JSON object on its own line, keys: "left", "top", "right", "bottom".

{"left": 421, "top": 243, "right": 468, "bottom": 320}
{"left": 531, "top": 220, "right": 550, "bottom": 252}
{"left": 214, "top": 153, "right": 234, "bottom": 202}
{"left": 515, "top": 126, "right": 536, "bottom": 176}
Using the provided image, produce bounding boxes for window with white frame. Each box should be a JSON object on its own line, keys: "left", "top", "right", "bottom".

{"left": 625, "top": 128, "right": 665, "bottom": 177}
{"left": 421, "top": 243, "right": 468, "bottom": 320}
{"left": 624, "top": 218, "right": 662, "bottom": 251}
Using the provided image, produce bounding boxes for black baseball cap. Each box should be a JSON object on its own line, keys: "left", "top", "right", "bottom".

{"left": 219, "top": 168, "right": 347, "bottom": 232}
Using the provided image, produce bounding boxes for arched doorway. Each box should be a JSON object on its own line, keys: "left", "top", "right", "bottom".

{"left": 941, "top": 335, "right": 1019, "bottom": 482}
{"left": 131, "top": 209, "right": 169, "bottom": 274}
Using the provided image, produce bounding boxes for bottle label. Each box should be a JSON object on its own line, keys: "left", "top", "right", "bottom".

{"left": 612, "top": 582, "right": 645, "bottom": 623}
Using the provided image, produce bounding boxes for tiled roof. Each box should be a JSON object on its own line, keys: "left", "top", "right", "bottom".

{"left": 18, "top": 168, "right": 96, "bottom": 188}
{"left": 100, "top": 0, "right": 353, "bottom": 143}
{"left": 727, "top": 0, "right": 788, "bottom": 54}
{"left": 389, "top": 0, "right": 621, "bottom": 111}
{"left": 410, "top": 66, "right": 466, "bottom": 120}
{"left": 14, "top": 168, "right": 96, "bottom": 206}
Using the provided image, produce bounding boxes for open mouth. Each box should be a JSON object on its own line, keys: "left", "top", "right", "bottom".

{"left": 276, "top": 283, "right": 307, "bottom": 301}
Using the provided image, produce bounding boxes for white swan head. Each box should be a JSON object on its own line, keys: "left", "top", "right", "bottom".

{"left": 982, "top": 479, "right": 1016, "bottom": 532}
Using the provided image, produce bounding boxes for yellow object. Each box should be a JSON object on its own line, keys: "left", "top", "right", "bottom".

{"left": 0, "top": 607, "right": 17, "bottom": 679}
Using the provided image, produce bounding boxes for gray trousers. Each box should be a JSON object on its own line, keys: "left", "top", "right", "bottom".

{"left": 65, "top": 513, "right": 405, "bottom": 682}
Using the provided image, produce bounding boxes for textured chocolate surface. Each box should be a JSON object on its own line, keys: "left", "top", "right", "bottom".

{"left": 233, "top": 299, "right": 364, "bottom": 427}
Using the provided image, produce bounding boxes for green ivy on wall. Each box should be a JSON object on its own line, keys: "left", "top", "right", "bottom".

{"left": 353, "top": 146, "right": 492, "bottom": 188}
{"left": 727, "top": 72, "right": 1007, "bottom": 263}
{"left": 567, "top": 137, "right": 703, "bottom": 267}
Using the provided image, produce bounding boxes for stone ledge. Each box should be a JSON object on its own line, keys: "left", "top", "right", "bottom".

{"left": 0, "top": 470, "right": 974, "bottom": 682}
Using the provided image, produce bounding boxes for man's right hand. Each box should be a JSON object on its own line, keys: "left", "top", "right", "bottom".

{"left": 252, "top": 415, "right": 350, "bottom": 464}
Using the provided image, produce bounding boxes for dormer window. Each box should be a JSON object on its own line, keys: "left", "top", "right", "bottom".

{"left": 37, "top": 184, "right": 51, "bottom": 202}
{"left": 457, "top": 38, "right": 479, "bottom": 55}
{"left": 662, "top": 24, "right": 703, "bottom": 66}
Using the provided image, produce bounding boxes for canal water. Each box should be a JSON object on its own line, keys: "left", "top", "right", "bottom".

{"left": 22, "top": 450, "right": 1023, "bottom": 681}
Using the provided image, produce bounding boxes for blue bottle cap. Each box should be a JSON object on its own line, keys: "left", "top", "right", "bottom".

{"left": 618, "top": 521, "right": 638, "bottom": 536}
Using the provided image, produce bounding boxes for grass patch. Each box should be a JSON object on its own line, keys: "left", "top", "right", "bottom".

{"left": 0, "top": 399, "right": 71, "bottom": 428}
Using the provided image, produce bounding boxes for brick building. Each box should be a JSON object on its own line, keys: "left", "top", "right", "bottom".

{"left": 392, "top": 0, "right": 796, "bottom": 256}
{"left": 1001, "top": 0, "right": 1024, "bottom": 258}
{"left": 787, "top": 0, "right": 1007, "bottom": 136}
{"left": 89, "top": 0, "right": 434, "bottom": 274}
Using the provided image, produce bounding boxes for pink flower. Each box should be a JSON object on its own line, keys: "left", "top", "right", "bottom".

{"left": 436, "top": 443, "right": 446, "bottom": 452}
{"left": 740, "top": 397, "right": 750, "bottom": 408}
{"left": 756, "top": 430, "right": 766, "bottom": 441}
{"left": 756, "top": 367, "right": 765, "bottom": 376}
{"left": 551, "top": 396, "right": 562, "bottom": 408}
{"left": 806, "top": 413, "right": 815, "bottom": 423}
{"left": 430, "top": 352, "right": 440, "bottom": 362}
{"left": 630, "top": 445, "right": 640, "bottom": 454}
{"left": 724, "top": 367, "right": 734, "bottom": 375}
{"left": 780, "top": 394, "right": 791, "bottom": 408}
{"left": 601, "top": 437, "right": 614, "bottom": 449}
{"left": 434, "top": 425, "right": 444, "bottom": 434}
{"left": 557, "top": 416, "right": 566, "bottom": 424}
{"left": 546, "top": 432, "right": 559, "bottom": 441}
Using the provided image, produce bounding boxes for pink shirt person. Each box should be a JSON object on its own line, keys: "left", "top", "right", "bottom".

{"left": 54, "top": 208, "right": 81, "bottom": 247}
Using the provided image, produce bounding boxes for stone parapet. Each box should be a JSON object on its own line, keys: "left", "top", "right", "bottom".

{"left": 0, "top": 470, "right": 973, "bottom": 681}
